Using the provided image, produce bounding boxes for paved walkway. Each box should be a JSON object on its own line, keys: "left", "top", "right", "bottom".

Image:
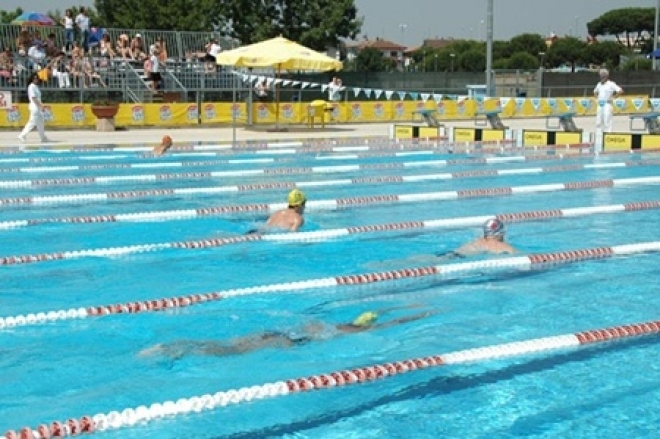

{"left": 0, "top": 116, "right": 635, "bottom": 148}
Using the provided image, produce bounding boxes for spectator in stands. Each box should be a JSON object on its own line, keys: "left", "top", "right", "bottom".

{"left": 203, "top": 38, "right": 221, "bottom": 72}
{"left": 99, "top": 34, "right": 115, "bottom": 59}
{"left": 148, "top": 46, "right": 162, "bottom": 91}
{"left": 255, "top": 79, "right": 269, "bottom": 101}
{"left": 44, "top": 34, "right": 63, "bottom": 58}
{"left": 156, "top": 37, "right": 168, "bottom": 63}
{"left": 75, "top": 7, "right": 91, "bottom": 51}
{"left": 71, "top": 41, "right": 83, "bottom": 59}
{"left": 82, "top": 56, "right": 107, "bottom": 88}
{"left": 52, "top": 55, "right": 71, "bottom": 88}
{"left": 70, "top": 50, "right": 85, "bottom": 87}
{"left": 116, "top": 34, "right": 130, "bottom": 60}
{"left": 130, "top": 34, "right": 146, "bottom": 61}
{"left": 0, "top": 48, "right": 16, "bottom": 85}
{"left": 61, "top": 9, "right": 75, "bottom": 52}
{"left": 27, "top": 42, "right": 46, "bottom": 70}
{"left": 16, "top": 28, "right": 33, "bottom": 56}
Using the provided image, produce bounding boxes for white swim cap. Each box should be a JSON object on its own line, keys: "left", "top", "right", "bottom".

{"left": 483, "top": 218, "right": 505, "bottom": 237}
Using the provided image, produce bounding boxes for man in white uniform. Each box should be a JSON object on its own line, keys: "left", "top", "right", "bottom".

{"left": 594, "top": 69, "right": 623, "bottom": 134}
{"left": 18, "top": 73, "right": 50, "bottom": 143}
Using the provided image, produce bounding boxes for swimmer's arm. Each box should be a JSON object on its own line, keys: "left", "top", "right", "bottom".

{"left": 374, "top": 310, "right": 438, "bottom": 330}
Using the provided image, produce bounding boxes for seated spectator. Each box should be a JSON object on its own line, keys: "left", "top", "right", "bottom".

{"left": 27, "top": 42, "right": 47, "bottom": 70}
{"left": 99, "top": 34, "right": 115, "bottom": 59}
{"left": 71, "top": 41, "right": 83, "bottom": 59}
{"left": 203, "top": 38, "right": 221, "bottom": 72}
{"left": 16, "top": 29, "right": 32, "bottom": 56}
{"left": 130, "top": 34, "right": 146, "bottom": 61}
{"left": 44, "top": 33, "right": 64, "bottom": 58}
{"left": 0, "top": 48, "right": 16, "bottom": 84}
{"left": 52, "top": 55, "right": 71, "bottom": 88}
{"left": 116, "top": 34, "right": 131, "bottom": 59}
{"left": 254, "top": 79, "right": 269, "bottom": 101}
{"left": 70, "top": 50, "right": 85, "bottom": 87}
{"left": 83, "top": 56, "right": 107, "bottom": 87}
{"left": 156, "top": 37, "right": 168, "bottom": 63}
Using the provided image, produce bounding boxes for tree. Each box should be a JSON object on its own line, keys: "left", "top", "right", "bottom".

{"left": 459, "top": 49, "right": 485, "bottom": 72}
{"left": 492, "top": 40, "right": 512, "bottom": 60}
{"left": 587, "top": 7, "right": 654, "bottom": 50}
{"left": 354, "top": 47, "right": 389, "bottom": 72}
{"left": 506, "top": 51, "right": 540, "bottom": 70}
{"left": 583, "top": 41, "right": 625, "bottom": 68}
{"left": 93, "top": 0, "right": 220, "bottom": 31}
{"left": 220, "top": 0, "right": 362, "bottom": 51}
{"left": 546, "top": 37, "right": 587, "bottom": 72}
{"left": 508, "top": 33, "right": 546, "bottom": 58}
{"left": 621, "top": 57, "right": 651, "bottom": 71}
{"left": 0, "top": 7, "right": 23, "bottom": 24}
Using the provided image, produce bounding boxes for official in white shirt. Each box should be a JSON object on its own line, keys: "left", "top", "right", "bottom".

{"left": 18, "top": 73, "right": 50, "bottom": 143}
{"left": 594, "top": 68, "right": 623, "bottom": 134}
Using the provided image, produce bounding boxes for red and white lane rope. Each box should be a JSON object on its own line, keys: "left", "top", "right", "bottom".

{"left": 1, "top": 160, "right": 657, "bottom": 207}
{"left": 4, "top": 317, "right": 660, "bottom": 438}
{"left": 2, "top": 199, "right": 659, "bottom": 266}
{"left": 1, "top": 241, "right": 659, "bottom": 329}
{"left": 0, "top": 150, "right": 652, "bottom": 189}
{"left": 0, "top": 175, "right": 658, "bottom": 229}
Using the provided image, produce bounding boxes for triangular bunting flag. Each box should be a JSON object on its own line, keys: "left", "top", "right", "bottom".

{"left": 531, "top": 98, "right": 541, "bottom": 111}
{"left": 651, "top": 99, "right": 660, "bottom": 110}
{"left": 373, "top": 90, "right": 383, "bottom": 99}
{"left": 499, "top": 97, "right": 511, "bottom": 108}
{"left": 420, "top": 93, "right": 430, "bottom": 102}
{"left": 433, "top": 94, "right": 443, "bottom": 103}
{"left": 274, "top": 79, "right": 282, "bottom": 85}
{"left": 321, "top": 85, "right": 328, "bottom": 92}
{"left": 397, "top": 91, "right": 407, "bottom": 100}
{"left": 292, "top": 81, "right": 300, "bottom": 87}
{"left": 282, "top": 80, "right": 291, "bottom": 87}
{"left": 353, "top": 87, "right": 362, "bottom": 97}
{"left": 409, "top": 92, "right": 419, "bottom": 100}
{"left": 301, "top": 82, "right": 309, "bottom": 89}
{"left": 514, "top": 98, "right": 525, "bottom": 109}
{"left": 364, "top": 89, "right": 372, "bottom": 97}
{"left": 385, "top": 91, "right": 394, "bottom": 100}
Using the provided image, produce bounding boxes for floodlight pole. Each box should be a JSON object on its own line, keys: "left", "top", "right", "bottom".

{"left": 655, "top": 0, "right": 659, "bottom": 70}
{"left": 485, "top": 0, "right": 494, "bottom": 97}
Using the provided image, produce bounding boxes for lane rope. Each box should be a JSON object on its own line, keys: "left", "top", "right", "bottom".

{"left": 0, "top": 175, "right": 658, "bottom": 229}
{"left": 0, "top": 200, "right": 659, "bottom": 266}
{"left": 0, "top": 160, "right": 657, "bottom": 207}
{"left": 1, "top": 240, "right": 659, "bottom": 329}
{"left": 4, "top": 317, "right": 660, "bottom": 438}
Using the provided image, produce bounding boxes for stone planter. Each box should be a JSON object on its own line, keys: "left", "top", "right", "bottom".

{"left": 91, "top": 105, "right": 119, "bottom": 132}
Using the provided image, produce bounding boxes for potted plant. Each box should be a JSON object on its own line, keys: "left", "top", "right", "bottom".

{"left": 90, "top": 99, "right": 120, "bottom": 119}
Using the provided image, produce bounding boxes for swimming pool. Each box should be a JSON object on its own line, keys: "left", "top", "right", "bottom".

{"left": 1, "top": 138, "right": 660, "bottom": 439}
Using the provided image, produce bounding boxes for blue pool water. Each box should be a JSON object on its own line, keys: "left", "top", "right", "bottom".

{"left": 1, "top": 142, "right": 660, "bottom": 438}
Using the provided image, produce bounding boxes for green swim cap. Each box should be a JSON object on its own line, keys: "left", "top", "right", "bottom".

{"left": 287, "top": 189, "right": 306, "bottom": 207}
{"left": 352, "top": 311, "right": 378, "bottom": 327}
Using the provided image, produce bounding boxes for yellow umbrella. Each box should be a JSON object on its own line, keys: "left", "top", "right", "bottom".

{"left": 216, "top": 36, "right": 343, "bottom": 129}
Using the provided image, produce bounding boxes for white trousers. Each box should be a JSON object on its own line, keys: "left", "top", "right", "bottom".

{"left": 54, "top": 71, "right": 71, "bottom": 88}
{"left": 20, "top": 108, "right": 46, "bottom": 140}
{"left": 596, "top": 103, "right": 614, "bottom": 133}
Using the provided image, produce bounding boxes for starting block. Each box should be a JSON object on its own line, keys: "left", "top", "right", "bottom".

{"left": 474, "top": 110, "right": 507, "bottom": 130}
{"left": 629, "top": 112, "right": 660, "bottom": 134}
{"left": 546, "top": 112, "right": 580, "bottom": 132}
{"left": 412, "top": 109, "right": 442, "bottom": 128}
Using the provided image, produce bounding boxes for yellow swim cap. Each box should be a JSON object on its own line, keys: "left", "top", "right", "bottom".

{"left": 352, "top": 311, "right": 378, "bottom": 327}
{"left": 287, "top": 189, "right": 307, "bottom": 207}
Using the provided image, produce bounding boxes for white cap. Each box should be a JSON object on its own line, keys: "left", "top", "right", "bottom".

{"left": 135, "top": 33, "right": 142, "bottom": 38}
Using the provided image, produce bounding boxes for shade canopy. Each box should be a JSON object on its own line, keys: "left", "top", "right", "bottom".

{"left": 11, "top": 12, "right": 56, "bottom": 26}
{"left": 215, "top": 36, "right": 342, "bottom": 71}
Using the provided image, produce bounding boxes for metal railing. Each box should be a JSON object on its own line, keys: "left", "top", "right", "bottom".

{"left": 0, "top": 24, "right": 237, "bottom": 62}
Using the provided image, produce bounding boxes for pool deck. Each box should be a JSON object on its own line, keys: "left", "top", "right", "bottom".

{"left": 0, "top": 116, "right": 638, "bottom": 148}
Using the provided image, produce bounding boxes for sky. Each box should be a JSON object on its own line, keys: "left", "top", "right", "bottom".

{"left": 2, "top": 0, "right": 655, "bottom": 46}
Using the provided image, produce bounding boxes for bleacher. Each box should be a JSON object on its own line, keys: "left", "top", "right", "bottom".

{"left": 0, "top": 23, "right": 243, "bottom": 103}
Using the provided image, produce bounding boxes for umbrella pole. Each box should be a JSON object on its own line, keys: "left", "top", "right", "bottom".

{"left": 275, "top": 65, "right": 281, "bottom": 130}
{"left": 232, "top": 70, "right": 237, "bottom": 147}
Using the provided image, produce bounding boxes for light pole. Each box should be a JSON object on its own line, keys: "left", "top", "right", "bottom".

{"left": 450, "top": 53, "right": 455, "bottom": 72}
{"left": 485, "top": 0, "right": 494, "bottom": 97}
{"left": 434, "top": 53, "right": 438, "bottom": 72}
{"left": 655, "top": 0, "right": 659, "bottom": 70}
{"left": 574, "top": 16, "right": 580, "bottom": 37}
{"left": 479, "top": 20, "right": 485, "bottom": 41}
{"left": 538, "top": 51, "right": 546, "bottom": 97}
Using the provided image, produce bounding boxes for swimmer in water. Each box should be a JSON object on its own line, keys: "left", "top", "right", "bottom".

{"left": 248, "top": 189, "right": 307, "bottom": 234}
{"left": 153, "top": 135, "right": 173, "bottom": 156}
{"left": 139, "top": 305, "right": 436, "bottom": 359}
{"left": 441, "top": 218, "right": 516, "bottom": 259}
